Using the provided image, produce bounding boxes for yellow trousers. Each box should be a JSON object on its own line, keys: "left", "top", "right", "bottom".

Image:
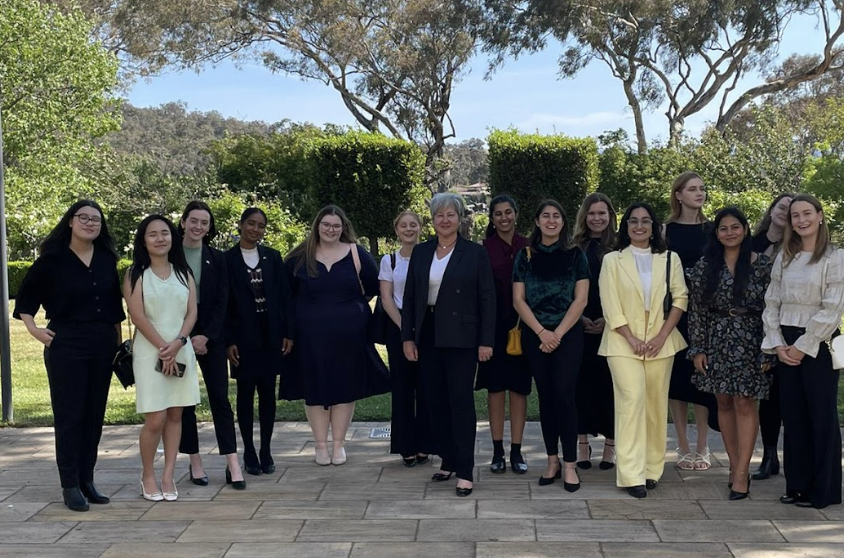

{"left": 607, "top": 356, "right": 674, "bottom": 487}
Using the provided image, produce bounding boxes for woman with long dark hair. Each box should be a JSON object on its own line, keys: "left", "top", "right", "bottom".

{"left": 513, "top": 200, "right": 590, "bottom": 492}
{"left": 177, "top": 201, "right": 244, "bottom": 489}
{"left": 125, "top": 215, "right": 200, "bottom": 502}
{"left": 572, "top": 193, "right": 618, "bottom": 470}
{"left": 226, "top": 208, "right": 294, "bottom": 477}
{"left": 762, "top": 194, "right": 844, "bottom": 509}
{"left": 750, "top": 192, "right": 795, "bottom": 481}
{"left": 687, "top": 207, "right": 774, "bottom": 500}
{"left": 283, "top": 205, "right": 388, "bottom": 466}
{"left": 14, "top": 200, "right": 125, "bottom": 512}
{"left": 599, "top": 202, "right": 688, "bottom": 498}
{"left": 476, "top": 194, "right": 531, "bottom": 474}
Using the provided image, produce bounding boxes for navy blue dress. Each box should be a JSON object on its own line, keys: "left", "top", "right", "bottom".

{"left": 281, "top": 245, "right": 389, "bottom": 408}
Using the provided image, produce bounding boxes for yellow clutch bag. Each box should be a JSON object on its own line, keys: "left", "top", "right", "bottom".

{"left": 506, "top": 317, "right": 522, "bottom": 356}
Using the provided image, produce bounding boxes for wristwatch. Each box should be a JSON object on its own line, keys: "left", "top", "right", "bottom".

{"left": 177, "top": 336, "right": 188, "bottom": 345}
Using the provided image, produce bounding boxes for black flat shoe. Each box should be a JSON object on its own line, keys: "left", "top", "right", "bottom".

{"left": 490, "top": 454, "right": 506, "bottom": 474}
{"left": 455, "top": 486, "right": 473, "bottom": 497}
{"left": 795, "top": 500, "right": 815, "bottom": 508}
{"left": 627, "top": 485, "right": 647, "bottom": 499}
{"left": 510, "top": 452, "right": 528, "bottom": 474}
{"left": 576, "top": 442, "right": 592, "bottom": 470}
{"left": 244, "top": 464, "right": 262, "bottom": 476}
{"left": 415, "top": 454, "right": 430, "bottom": 465}
{"left": 226, "top": 467, "right": 247, "bottom": 490}
{"left": 538, "top": 463, "right": 562, "bottom": 486}
{"left": 62, "top": 487, "right": 89, "bottom": 512}
{"left": 80, "top": 482, "right": 110, "bottom": 504}
{"left": 261, "top": 463, "right": 276, "bottom": 475}
{"left": 432, "top": 472, "right": 453, "bottom": 482}
{"left": 780, "top": 492, "right": 807, "bottom": 505}
{"left": 403, "top": 456, "right": 417, "bottom": 467}
{"left": 645, "top": 479, "right": 658, "bottom": 490}
{"left": 189, "top": 465, "right": 209, "bottom": 486}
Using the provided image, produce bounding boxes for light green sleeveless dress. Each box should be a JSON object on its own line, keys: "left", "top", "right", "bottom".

{"left": 133, "top": 266, "right": 200, "bottom": 413}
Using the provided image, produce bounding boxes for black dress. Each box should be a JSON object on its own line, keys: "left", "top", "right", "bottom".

{"left": 576, "top": 239, "right": 614, "bottom": 438}
{"left": 281, "top": 245, "right": 390, "bottom": 408}
{"left": 665, "top": 222, "right": 720, "bottom": 431}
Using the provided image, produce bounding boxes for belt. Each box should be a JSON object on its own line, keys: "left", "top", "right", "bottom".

{"left": 711, "top": 307, "right": 760, "bottom": 317}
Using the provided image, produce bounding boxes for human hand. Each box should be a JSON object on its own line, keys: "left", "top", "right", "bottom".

{"left": 282, "top": 338, "right": 294, "bottom": 356}
{"left": 581, "top": 317, "right": 595, "bottom": 332}
{"left": 31, "top": 327, "right": 56, "bottom": 347}
{"left": 538, "top": 329, "right": 560, "bottom": 351}
{"left": 403, "top": 341, "right": 418, "bottom": 362}
{"left": 786, "top": 346, "right": 805, "bottom": 363}
{"left": 591, "top": 318, "right": 606, "bottom": 334}
{"left": 227, "top": 345, "right": 240, "bottom": 367}
{"left": 478, "top": 346, "right": 493, "bottom": 362}
{"left": 645, "top": 334, "right": 667, "bottom": 358}
{"left": 159, "top": 340, "right": 182, "bottom": 361}
{"left": 776, "top": 346, "right": 800, "bottom": 366}
{"left": 191, "top": 335, "right": 208, "bottom": 355}
{"left": 624, "top": 334, "right": 647, "bottom": 356}
{"left": 693, "top": 353, "right": 708, "bottom": 374}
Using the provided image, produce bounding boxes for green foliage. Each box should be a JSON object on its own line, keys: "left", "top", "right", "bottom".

{"left": 1, "top": 0, "right": 120, "bottom": 257}
{"left": 304, "top": 132, "right": 428, "bottom": 255}
{"left": 7, "top": 262, "right": 31, "bottom": 299}
{"left": 487, "top": 129, "right": 599, "bottom": 233}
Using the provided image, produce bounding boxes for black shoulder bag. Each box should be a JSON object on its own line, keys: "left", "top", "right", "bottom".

{"left": 663, "top": 251, "right": 673, "bottom": 320}
{"left": 370, "top": 253, "right": 396, "bottom": 345}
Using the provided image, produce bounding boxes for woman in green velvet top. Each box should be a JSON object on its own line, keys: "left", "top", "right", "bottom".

{"left": 513, "top": 199, "right": 590, "bottom": 492}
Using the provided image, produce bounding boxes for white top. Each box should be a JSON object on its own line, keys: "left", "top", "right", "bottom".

{"left": 762, "top": 248, "right": 844, "bottom": 358}
{"left": 631, "top": 245, "right": 653, "bottom": 312}
{"left": 427, "top": 250, "right": 453, "bottom": 306}
{"left": 378, "top": 251, "right": 412, "bottom": 310}
{"left": 241, "top": 246, "right": 259, "bottom": 268}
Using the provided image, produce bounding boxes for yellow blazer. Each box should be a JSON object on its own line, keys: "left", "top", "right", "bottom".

{"left": 598, "top": 247, "right": 689, "bottom": 359}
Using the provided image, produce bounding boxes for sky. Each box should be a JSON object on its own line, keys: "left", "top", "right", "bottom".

{"left": 128, "top": 14, "right": 823, "bottom": 145}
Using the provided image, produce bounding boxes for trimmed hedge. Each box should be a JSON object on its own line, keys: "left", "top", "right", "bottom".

{"left": 305, "top": 132, "right": 427, "bottom": 255}
{"left": 487, "top": 129, "right": 599, "bottom": 234}
{"left": 7, "top": 259, "right": 132, "bottom": 298}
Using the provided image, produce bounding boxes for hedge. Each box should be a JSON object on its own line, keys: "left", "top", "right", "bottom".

{"left": 487, "top": 129, "right": 600, "bottom": 234}
{"left": 7, "top": 259, "right": 132, "bottom": 299}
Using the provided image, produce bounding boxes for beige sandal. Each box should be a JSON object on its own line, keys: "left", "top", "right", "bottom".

{"left": 677, "top": 451, "right": 695, "bottom": 470}
{"left": 694, "top": 450, "right": 711, "bottom": 471}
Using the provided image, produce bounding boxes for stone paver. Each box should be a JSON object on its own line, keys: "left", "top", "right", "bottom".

{"left": 0, "top": 422, "right": 842, "bottom": 557}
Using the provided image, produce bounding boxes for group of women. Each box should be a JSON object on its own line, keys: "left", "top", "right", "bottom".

{"left": 13, "top": 172, "right": 844, "bottom": 511}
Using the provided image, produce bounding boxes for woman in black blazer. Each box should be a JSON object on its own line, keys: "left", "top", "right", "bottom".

{"left": 225, "top": 208, "right": 295, "bottom": 477}
{"left": 402, "top": 193, "right": 496, "bottom": 497}
{"left": 177, "top": 201, "right": 244, "bottom": 489}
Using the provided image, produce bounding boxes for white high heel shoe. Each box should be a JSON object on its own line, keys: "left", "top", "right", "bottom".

{"left": 140, "top": 479, "right": 163, "bottom": 502}
{"left": 161, "top": 479, "right": 178, "bottom": 502}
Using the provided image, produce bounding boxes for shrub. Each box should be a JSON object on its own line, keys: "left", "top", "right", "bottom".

{"left": 487, "top": 129, "right": 599, "bottom": 234}
{"left": 7, "top": 261, "right": 32, "bottom": 298}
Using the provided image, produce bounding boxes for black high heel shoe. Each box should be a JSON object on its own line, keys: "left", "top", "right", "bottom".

{"left": 189, "top": 464, "right": 209, "bottom": 486}
{"left": 226, "top": 468, "right": 247, "bottom": 490}
{"left": 729, "top": 475, "right": 750, "bottom": 501}
{"left": 62, "top": 487, "right": 89, "bottom": 512}
{"left": 599, "top": 442, "right": 615, "bottom": 470}
{"left": 431, "top": 471, "right": 454, "bottom": 482}
{"left": 455, "top": 485, "right": 473, "bottom": 497}
{"left": 576, "top": 442, "right": 592, "bottom": 470}
{"left": 563, "top": 465, "right": 581, "bottom": 493}
{"left": 538, "top": 462, "right": 562, "bottom": 486}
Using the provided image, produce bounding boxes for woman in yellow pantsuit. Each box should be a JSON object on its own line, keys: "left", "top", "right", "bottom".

{"left": 598, "top": 202, "right": 689, "bottom": 499}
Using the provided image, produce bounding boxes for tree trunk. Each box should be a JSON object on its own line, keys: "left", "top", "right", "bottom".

{"left": 368, "top": 236, "right": 378, "bottom": 259}
{"left": 668, "top": 118, "right": 685, "bottom": 149}
{"left": 621, "top": 78, "right": 648, "bottom": 155}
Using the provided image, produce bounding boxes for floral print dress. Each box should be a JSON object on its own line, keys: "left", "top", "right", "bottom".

{"left": 687, "top": 254, "right": 776, "bottom": 399}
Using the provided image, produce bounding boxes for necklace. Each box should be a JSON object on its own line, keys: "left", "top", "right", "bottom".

{"left": 438, "top": 238, "right": 457, "bottom": 250}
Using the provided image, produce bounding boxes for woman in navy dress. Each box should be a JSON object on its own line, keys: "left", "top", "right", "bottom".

{"left": 282, "top": 205, "right": 389, "bottom": 466}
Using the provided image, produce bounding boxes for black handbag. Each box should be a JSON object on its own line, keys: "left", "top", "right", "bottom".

{"left": 663, "top": 250, "right": 673, "bottom": 320}
{"left": 370, "top": 253, "right": 396, "bottom": 345}
{"left": 112, "top": 339, "right": 135, "bottom": 389}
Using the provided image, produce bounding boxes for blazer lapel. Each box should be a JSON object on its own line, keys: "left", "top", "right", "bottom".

{"left": 649, "top": 252, "right": 668, "bottom": 312}
{"left": 440, "top": 236, "right": 467, "bottom": 287}
{"left": 416, "top": 240, "right": 436, "bottom": 307}
{"left": 618, "top": 248, "right": 645, "bottom": 305}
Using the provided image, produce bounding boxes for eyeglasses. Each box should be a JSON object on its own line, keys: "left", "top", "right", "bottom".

{"left": 319, "top": 222, "right": 343, "bottom": 231}
{"left": 74, "top": 214, "right": 102, "bottom": 225}
{"left": 627, "top": 218, "right": 653, "bottom": 227}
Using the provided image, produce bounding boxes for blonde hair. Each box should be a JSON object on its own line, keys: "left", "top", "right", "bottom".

{"left": 666, "top": 171, "right": 707, "bottom": 224}
{"left": 393, "top": 210, "right": 422, "bottom": 228}
{"left": 572, "top": 193, "right": 617, "bottom": 257}
{"left": 287, "top": 205, "right": 358, "bottom": 278}
{"left": 782, "top": 193, "right": 832, "bottom": 266}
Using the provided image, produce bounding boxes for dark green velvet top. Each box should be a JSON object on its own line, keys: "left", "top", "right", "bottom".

{"left": 512, "top": 242, "right": 590, "bottom": 328}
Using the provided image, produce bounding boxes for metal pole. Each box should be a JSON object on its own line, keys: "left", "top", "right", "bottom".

{"left": 0, "top": 103, "right": 13, "bottom": 422}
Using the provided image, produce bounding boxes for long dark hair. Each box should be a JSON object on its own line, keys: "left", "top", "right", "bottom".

{"left": 287, "top": 205, "right": 358, "bottom": 278}
{"left": 702, "top": 207, "right": 753, "bottom": 306}
{"left": 572, "top": 192, "right": 617, "bottom": 256}
{"left": 753, "top": 192, "right": 797, "bottom": 239}
{"left": 485, "top": 194, "right": 518, "bottom": 238}
{"left": 529, "top": 199, "right": 571, "bottom": 250}
{"left": 129, "top": 215, "right": 192, "bottom": 291}
{"left": 178, "top": 200, "right": 217, "bottom": 244}
{"left": 617, "top": 202, "right": 667, "bottom": 253}
{"left": 40, "top": 199, "right": 117, "bottom": 257}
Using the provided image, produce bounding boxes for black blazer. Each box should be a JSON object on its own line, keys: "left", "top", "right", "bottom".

{"left": 224, "top": 244, "right": 295, "bottom": 351}
{"left": 192, "top": 244, "right": 229, "bottom": 344}
{"left": 401, "top": 235, "right": 496, "bottom": 348}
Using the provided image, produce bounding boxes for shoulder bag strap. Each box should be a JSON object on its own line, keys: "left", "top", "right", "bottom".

{"left": 390, "top": 252, "right": 396, "bottom": 270}
{"left": 349, "top": 244, "right": 364, "bottom": 295}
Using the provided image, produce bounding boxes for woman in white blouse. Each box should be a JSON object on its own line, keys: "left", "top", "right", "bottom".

{"left": 380, "top": 211, "right": 432, "bottom": 467}
{"left": 762, "top": 193, "right": 844, "bottom": 510}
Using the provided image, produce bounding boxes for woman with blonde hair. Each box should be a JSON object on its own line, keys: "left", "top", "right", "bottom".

{"left": 283, "top": 205, "right": 390, "bottom": 465}
{"left": 572, "top": 193, "right": 618, "bottom": 470}
{"left": 762, "top": 193, "right": 844, "bottom": 509}
{"left": 664, "top": 172, "right": 718, "bottom": 472}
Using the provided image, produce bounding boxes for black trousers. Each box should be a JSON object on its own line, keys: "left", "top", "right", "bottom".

{"left": 43, "top": 324, "right": 115, "bottom": 488}
{"left": 235, "top": 357, "right": 278, "bottom": 468}
{"left": 180, "top": 342, "right": 237, "bottom": 455}
{"left": 779, "top": 326, "right": 842, "bottom": 509}
{"left": 386, "top": 319, "right": 433, "bottom": 457}
{"left": 523, "top": 324, "right": 583, "bottom": 462}
{"left": 418, "top": 309, "right": 477, "bottom": 482}
{"left": 758, "top": 366, "right": 782, "bottom": 447}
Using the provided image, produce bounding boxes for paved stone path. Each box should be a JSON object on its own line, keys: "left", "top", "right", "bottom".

{"left": 0, "top": 421, "right": 843, "bottom": 557}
